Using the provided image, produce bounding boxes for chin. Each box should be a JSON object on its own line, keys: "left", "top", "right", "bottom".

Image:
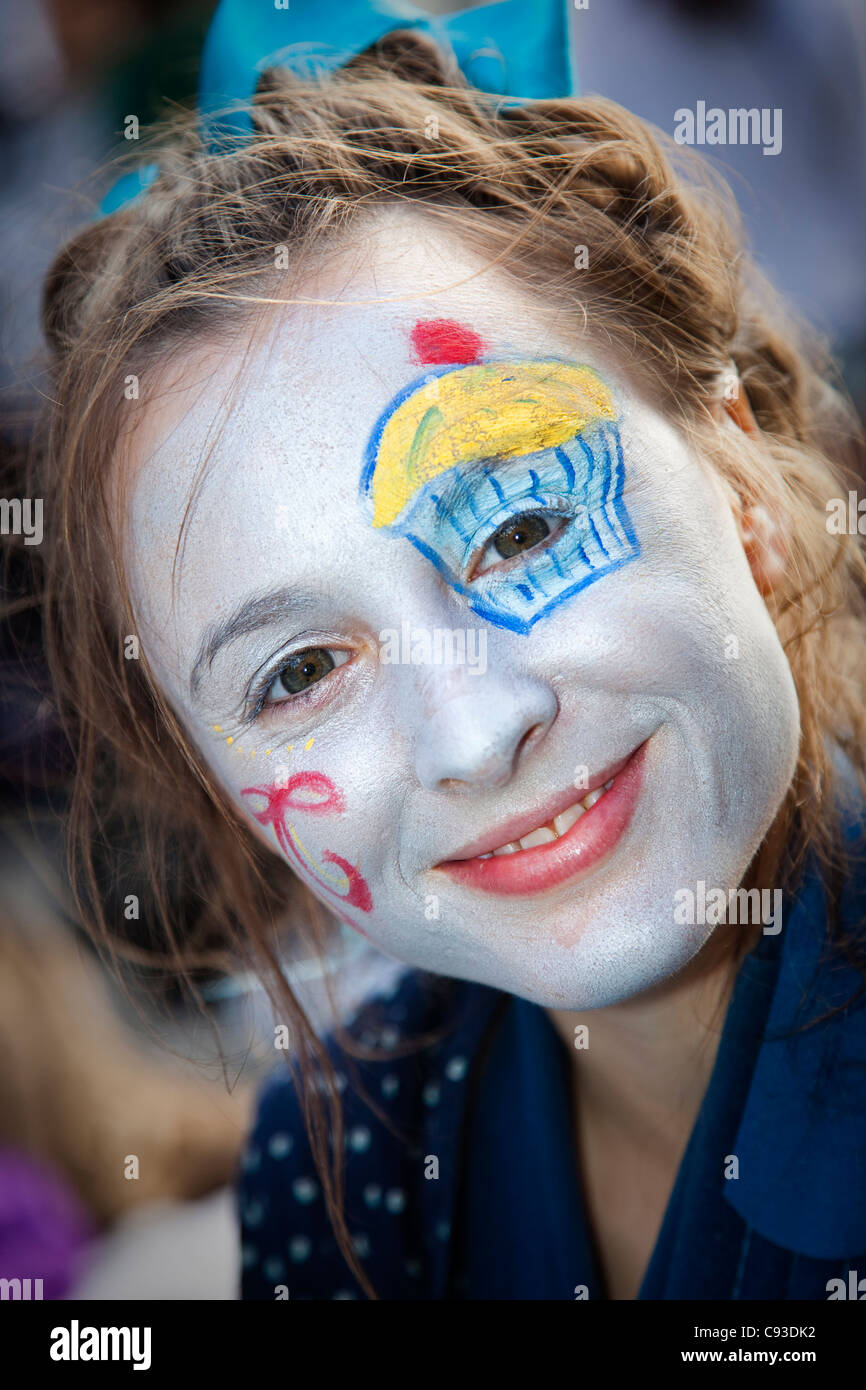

{"left": 444, "top": 824, "right": 777, "bottom": 1010}
{"left": 477, "top": 912, "right": 716, "bottom": 1011}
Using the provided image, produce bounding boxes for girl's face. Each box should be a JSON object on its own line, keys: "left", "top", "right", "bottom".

{"left": 121, "top": 210, "right": 799, "bottom": 1009}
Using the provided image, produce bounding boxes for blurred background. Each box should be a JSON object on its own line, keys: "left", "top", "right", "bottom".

{"left": 0, "top": 0, "right": 863, "bottom": 1300}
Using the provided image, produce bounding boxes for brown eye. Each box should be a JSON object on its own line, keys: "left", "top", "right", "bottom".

{"left": 491, "top": 512, "right": 551, "bottom": 560}
{"left": 268, "top": 647, "right": 340, "bottom": 701}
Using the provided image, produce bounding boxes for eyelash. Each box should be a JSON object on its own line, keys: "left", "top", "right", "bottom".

{"left": 465, "top": 496, "right": 576, "bottom": 580}
{"left": 247, "top": 648, "right": 351, "bottom": 721}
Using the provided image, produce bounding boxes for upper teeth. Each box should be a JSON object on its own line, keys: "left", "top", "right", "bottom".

{"left": 476, "top": 779, "right": 615, "bottom": 858}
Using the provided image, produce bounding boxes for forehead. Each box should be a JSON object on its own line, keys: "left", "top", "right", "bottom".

{"left": 121, "top": 209, "right": 625, "bottom": 665}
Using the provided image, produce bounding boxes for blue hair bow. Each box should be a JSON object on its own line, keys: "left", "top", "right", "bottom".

{"left": 100, "top": 0, "right": 577, "bottom": 215}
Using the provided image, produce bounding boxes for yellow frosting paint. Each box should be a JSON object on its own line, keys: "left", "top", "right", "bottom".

{"left": 371, "top": 362, "right": 616, "bottom": 528}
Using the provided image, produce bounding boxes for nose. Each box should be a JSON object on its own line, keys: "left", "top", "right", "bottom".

{"left": 413, "top": 666, "right": 558, "bottom": 792}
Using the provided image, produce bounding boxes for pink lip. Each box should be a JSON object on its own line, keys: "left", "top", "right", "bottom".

{"left": 439, "top": 748, "right": 636, "bottom": 863}
{"left": 434, "top": 741, "right": 647, "bottom": 898}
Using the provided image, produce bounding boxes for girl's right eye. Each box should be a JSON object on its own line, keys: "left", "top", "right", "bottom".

{"left": 265, "top": 647, "right": 350, "bottom": 704}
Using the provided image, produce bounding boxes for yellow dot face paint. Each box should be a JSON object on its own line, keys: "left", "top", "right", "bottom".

{"left": 359, "top": 356, "right": 639, "bottom": 634}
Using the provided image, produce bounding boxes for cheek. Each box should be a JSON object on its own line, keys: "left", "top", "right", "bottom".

{"left": 238, "top": 768, "right": 375, "bottom": 932}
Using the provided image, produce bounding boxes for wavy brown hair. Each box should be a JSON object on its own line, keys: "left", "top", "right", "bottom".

{"left": 26, "top": 30, "right": 866, "bottom": 1295}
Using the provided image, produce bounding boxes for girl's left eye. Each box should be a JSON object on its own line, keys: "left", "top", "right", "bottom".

{"left": 473, "top": 510, "right": 562, "bottom": 578}
{"left": 265, "top": 647, "right": 350, "bottom": 705}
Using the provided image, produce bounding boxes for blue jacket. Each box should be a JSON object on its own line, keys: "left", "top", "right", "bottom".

{"left": 237, "top": 832, "right": 866, "bottom": 1300}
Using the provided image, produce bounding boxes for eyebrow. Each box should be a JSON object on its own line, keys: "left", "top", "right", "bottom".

{"left": 189, "top": 585, "right": 312, "bottom": 700}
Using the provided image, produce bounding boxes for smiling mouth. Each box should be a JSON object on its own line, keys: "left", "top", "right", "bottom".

{"left": 433, "top": 741, "right": 648, "bottom": 898}
{"left": 471, "top": 777, "right": 616, "bottom": 857}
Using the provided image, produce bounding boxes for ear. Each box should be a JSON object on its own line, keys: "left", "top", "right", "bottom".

{"left": 717, "top": 367, "right": 759, "bottom": 436}
{"left": 720, "top": 477, "right": 788, "bottom": 598}
{"left": 736, "top": 502, "right": 788, "bottom": 596}
{"left": 713, "top": 369, "right": 786, "bottom": 595}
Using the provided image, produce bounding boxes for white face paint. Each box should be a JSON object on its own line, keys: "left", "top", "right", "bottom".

{"left": 121, "top": 207, "right": 800, "bottom": 1010}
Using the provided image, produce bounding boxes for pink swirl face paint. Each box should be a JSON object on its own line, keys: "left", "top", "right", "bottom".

{"left": 242, "top": 772, "right": 373, "bottom": 914}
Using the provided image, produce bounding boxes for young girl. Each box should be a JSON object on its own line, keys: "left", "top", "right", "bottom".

{"left": 32, "top": 0, "right": 866, "bottom": 1300}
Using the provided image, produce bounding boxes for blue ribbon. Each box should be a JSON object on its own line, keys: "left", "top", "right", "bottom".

{"left": 99, "top": 0, "right": 576, "bottom": 215}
